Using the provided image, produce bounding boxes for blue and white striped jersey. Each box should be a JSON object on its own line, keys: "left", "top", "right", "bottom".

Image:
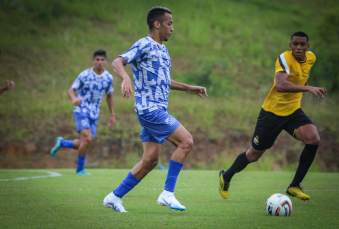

{"left": 120, "top": 37, "right": 171, "bottom": 115}
{"left": 71, "top": 68, "right": 114, "bottom": 119}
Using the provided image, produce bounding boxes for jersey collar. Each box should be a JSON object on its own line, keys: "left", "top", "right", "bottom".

{"left": 92, "top": 68, "right": 105, "bottom": 77}
{"left": 147, "top": 36, "right": 164, "bottom": 49}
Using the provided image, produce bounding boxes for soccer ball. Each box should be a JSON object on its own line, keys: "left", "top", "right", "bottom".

{"left": 266, "top": 193, "right": 292, "bottom": 216}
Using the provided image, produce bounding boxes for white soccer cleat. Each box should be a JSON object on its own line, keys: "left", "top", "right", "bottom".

{"left": 157, "top": 190, "right": 186, "bottom": 211}
{"left": 103, "top": 192, "right": 128, "bottom": 213}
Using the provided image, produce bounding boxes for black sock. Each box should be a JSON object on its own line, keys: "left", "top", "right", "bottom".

{"left": 223, "top": 152, "right": 250, "bottom": 182}
{"left": 290, "top": 144, "right": 318, "bottom": 187}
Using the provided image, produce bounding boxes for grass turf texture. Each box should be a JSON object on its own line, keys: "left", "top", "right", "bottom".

{"left": 0, "top": 169, "right": 338, "bottom": 228}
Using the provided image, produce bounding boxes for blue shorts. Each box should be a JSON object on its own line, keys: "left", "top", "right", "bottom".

{"left": 137, "top": 108, "right": 181, "bottom": 145}
{"left": 73, "top": 112, "right": 98, "bottom": 138}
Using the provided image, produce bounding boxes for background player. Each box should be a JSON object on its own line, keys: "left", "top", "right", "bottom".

{"left": 103, "top": 6, "right": 207, "bottom": 213}
{"left": 219, "top": 31, "right": 327, "bottom": 201}
{"left": 0, "top": 80, "right": 15, "bottom": 94}
{"left": 51, "top": 49, "right": 115, "bottom": 175}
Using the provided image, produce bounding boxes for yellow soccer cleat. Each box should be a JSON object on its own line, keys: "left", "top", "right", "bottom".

{"left": 286, "top": 185, "right": 310, "bottom": 201}
{"left": 219, "top": 169, "right": 230, "bottom": 199}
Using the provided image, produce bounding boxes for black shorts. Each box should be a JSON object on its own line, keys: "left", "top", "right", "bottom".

{"left": 251, "top": 108, "right": 314, "bottom": 150}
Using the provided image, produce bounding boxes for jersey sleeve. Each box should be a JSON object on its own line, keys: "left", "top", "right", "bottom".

{"left": 119, "top": 38, "right": 151, "bottom": 64}
{"left": 71, "top": 72, "right": 84, "bottom": 90}
{"left": 275, "top": 52, "right": 291, "bottom": 74}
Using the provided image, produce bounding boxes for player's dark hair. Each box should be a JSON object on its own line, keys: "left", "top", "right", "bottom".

{"left": 93, "top": 49, "right": 106, "bottom": 59}
{"left": 291, "top": 31, "right": 309, "bottom": 42}
{"left": 147, "top": 6, "right": 172, "bottom": 30}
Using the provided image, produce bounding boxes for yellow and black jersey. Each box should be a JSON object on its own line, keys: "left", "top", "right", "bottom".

{"left": 262, "top": 51, "right": 316, "bottom": 116}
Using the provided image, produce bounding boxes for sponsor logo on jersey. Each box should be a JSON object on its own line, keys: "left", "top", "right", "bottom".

{"left": 81, "top": 119, "right": 88, "bottom": 126}
{"left": 165, "top": 117, "right": 176, "bottom": 126}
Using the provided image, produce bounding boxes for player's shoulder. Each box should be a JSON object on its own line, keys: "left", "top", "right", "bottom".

{"left": 132, "top": 37, "right": 152, "bottom": 49}
{"left": 103, "top": 70, "right": 113, "bottom": 80}
{"left": 78, "top": 68, "right": 92, "bottom": 77}
{"left": 279, "top": 51, "right": 293, "bottom": 59}
{"left": 306, "top": 51, "right": 316, "bottom": 62}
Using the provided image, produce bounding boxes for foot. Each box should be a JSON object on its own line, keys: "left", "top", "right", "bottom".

{"left": 76, "top": 170, "right": 91, "bottom": 175}
{"left": 219, "top": 169, "right": 230, "bottom": 199}
{"left": 51, "top": 137, "right": 63, "bottom": 157}
{"left": 103, "top": 192, "right": 127, "bottom": 213}
{"left": 157, "top": 190, "right": 186, "bottom": 211}
{"left": 286, "top": 185, "right": 310, "bottom": 200}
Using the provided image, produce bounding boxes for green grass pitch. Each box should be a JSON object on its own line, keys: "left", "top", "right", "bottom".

{"left": 0, "top": 169, "right": 338, "bottom": 228}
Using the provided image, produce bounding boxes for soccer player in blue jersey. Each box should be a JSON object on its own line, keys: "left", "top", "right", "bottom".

{"left": 51, "top": 49, "right": 115, "bottom": 175}
{"left": 103, "top": 6, "right": 208, "bottom": 213}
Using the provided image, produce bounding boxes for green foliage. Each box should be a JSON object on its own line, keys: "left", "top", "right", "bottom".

{"left": 311, "top": 9, "right": 339, "bottom": 92}
{"left": 0, "top": 0, "right": 338, "bottom": 170}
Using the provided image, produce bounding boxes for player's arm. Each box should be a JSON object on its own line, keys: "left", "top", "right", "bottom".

{"left": 275, "top": 72, "right": 327, "bottom": 98}
{"left": 68, "top": 87, "right": 82, "bottom": 106}
{"left": 170, "top": 80, "right": 208, "bottom": 98}
{"left": 0, "top": 80, "right": 15, "bottom": 94}
{"left": 112, "top": 57, "right": 134, "bottom": 99}
{"left": 106, "top": 93, "right": 115, "bottom": 128}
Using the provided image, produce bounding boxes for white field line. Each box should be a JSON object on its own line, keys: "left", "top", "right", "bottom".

{"left": 0, "top": 171, "right": 62, "bottom": 181}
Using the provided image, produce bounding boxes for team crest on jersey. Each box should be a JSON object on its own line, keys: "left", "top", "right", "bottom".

{"left": 253, "top": 135, "right": 259, "bottom": 145}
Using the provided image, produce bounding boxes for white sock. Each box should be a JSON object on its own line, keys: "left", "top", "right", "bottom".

{"left": 162, "top": 190, "right": 174, "bottom": 196}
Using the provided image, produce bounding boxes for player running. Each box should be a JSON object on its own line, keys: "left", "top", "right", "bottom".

{"left": 51, "top": 49, "right": 116, "bottom": 175}
{"left": 103, "top": 6, "right": 207, "bottom": 213}
{"left": 219, "top": 32, "right": 327, "bottom": 201}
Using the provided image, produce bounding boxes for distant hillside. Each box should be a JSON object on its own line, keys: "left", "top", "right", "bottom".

{"left": 0, "top": 0, "right": 338, "bottom": 171}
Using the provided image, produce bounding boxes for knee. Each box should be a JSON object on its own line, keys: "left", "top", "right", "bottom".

{"left": 179, "top": 135, "right": 193, "bottom": 154}
{"left": 82, "top": 136, "right": 93, "bottom": 147}
{"left": 247, "top": 154, "right": 260, "bottom": 162}
{"left": 142, "top": 158, "right": 158, "bottom": 170}
{"left": 246, "top": 149, "right": 263, "bottom": 162}
{"left": 304, "top": 135, "right": 320, "bottom": 146}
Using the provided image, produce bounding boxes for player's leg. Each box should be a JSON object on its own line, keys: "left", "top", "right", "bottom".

{"left": 75, "top": 128, "right": 93, "bottom": 175}
{"left": 223, "top": 146, "right": 266, "bottom": 182}
{"left": 219, "top": 146, "right": 266, "bottom": 199}
{"left": 71, "top": 113, "right": 96, "bottom": 175}
{"left": 156, "top": 125, "right": 192, "bottom": 211}
{"left": 51, "top": 112, "right": 90, "bottom": 156}
{"left": 285, "top": 110, "right": 319, "bottom": 200}
{"left": 104, "top": 139, "right": 162, "bottom": 213}
{"left": 219, "top": 108, "right": 283, "bottom": 199}
{"left": 113, "top": 141, "right": 161, "bottom": 197}
{"left": 51, "top": 137, "right": 82, "bottom": 155}
{"left": 291, "top": 124, "right": 320, "bottom": 185}
{"left": 130, "top": 141, "right": 162, "bottom": 180}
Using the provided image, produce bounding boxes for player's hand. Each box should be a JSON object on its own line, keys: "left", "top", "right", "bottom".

{"left": 108, "top": 115, "right": 116, "bottom": 128}
{"left": 72, "top": 98, "right": 83, "bottom": 106}
{"left": 307, "top": 86, "right": 327, "bottom": 99}
{"left": 187, "top": 86, "right": 208, "bottom": 98}
{"left": 121, "top": 77, "right": 134, "bottom": 99}
{"left": 6, "top": 80, "right": 15, "bottom": 90}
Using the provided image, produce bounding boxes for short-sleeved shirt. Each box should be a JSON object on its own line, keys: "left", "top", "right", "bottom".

{"left": 120, "top": 37, "right": 171, "bottom": 115}
{"left": 72, "top": 68, "right": 114, "bottom": 119}
{"left": 262, "top": 51, "right": 316, "bottom": 116}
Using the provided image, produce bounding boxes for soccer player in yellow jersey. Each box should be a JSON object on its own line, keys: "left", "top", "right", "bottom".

{"left": 219, "top": 31, "right": 327, "bottom": 201}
